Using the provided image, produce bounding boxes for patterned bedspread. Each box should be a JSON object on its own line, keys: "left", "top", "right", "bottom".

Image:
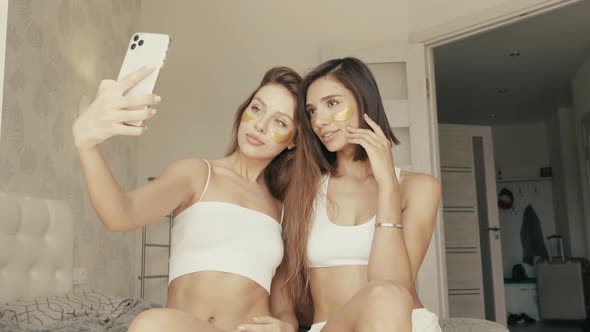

{"left": 0, "top": 289, "right": 162, "bottom": 331}
{"left": 1, "top": 289, "right": 509, "bottom": 332}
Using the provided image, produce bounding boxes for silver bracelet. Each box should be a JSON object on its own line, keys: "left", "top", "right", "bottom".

{"left": 375, "top": 222, "right": 404, "bottom": 229}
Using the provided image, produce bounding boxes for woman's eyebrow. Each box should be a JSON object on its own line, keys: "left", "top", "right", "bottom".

{"left": 276, "top": 111, "right": 294, "bottom": 121}
{"left": 320, "top": 94, "right": 342, "bottom": 102}
{"left": 252, "top": 97, "right": 266, "bottom": 108}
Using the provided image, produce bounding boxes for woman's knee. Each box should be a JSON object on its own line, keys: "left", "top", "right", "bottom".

{"left": 364, "top": 280, "right": 413, "bottom": 311}
{"left": 128, "top": 308, "right": 169, "bottom": 332}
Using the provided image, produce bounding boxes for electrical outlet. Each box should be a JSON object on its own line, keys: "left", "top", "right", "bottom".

{"left": 72, "top": 268, "right": 87, "bottom": 285}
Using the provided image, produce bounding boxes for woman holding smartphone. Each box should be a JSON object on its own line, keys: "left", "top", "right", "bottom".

{"left": 73, "top": 66, "right": 300, "bottom": 332}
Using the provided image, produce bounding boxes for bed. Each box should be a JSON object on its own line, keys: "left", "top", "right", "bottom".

{"left": 0, "top": 192, "right": 506, "bottom": 331}
{"left": 0, "top": 192, "right": 160, "bottom": 331}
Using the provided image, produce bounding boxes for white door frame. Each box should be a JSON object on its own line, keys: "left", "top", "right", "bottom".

{"left": 411, "top": 0, "right": 581, "bottom": 46}
{"left": 417, "top": 0, "right": 580, "bottom": 322}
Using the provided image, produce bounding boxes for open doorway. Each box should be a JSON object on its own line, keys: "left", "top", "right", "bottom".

{"left": 431, "top": 0, "right": 590, "bottom": 329}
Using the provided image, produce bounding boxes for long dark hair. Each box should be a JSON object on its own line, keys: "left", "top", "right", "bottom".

{"left": 282, "top": 57, "right": 400, "bottom": 309}
{"left": 225, "top": 67, "right": 301, "bottom": 201}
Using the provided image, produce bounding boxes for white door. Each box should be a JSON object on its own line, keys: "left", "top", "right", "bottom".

{"left": 322, "top": 44, "right": 447, "bottom": 315}
{"left": 439, "top": 124, "right": 506, "bottom": 325}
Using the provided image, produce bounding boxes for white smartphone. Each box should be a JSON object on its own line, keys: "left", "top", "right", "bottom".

{"left": 117, "top": 32, "right": 171, "bottom": 126}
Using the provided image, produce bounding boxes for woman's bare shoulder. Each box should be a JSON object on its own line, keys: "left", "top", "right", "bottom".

{"left": 156, "top": 157, "right": 212, "bottom": 200}
{"left": 161, "top": 157, "right": 212, "bottom": 214}
{"left": 399, "top": 170, "right": 441, "bottom": 196}
{"left": 399, "top": 171, "right": 441, "bottom": 227}
{"left": 161, "top": 157, "right": 209, "bottom": 180}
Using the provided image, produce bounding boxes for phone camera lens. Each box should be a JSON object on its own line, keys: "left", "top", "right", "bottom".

{"left": 133, "top": 35, "right": 139, "bottom": 41}
{"left": 138, "top": 40, "right": 144, "bottom": 46}
{"left": 131, "top": 43, "right": 136, "bottom": 50}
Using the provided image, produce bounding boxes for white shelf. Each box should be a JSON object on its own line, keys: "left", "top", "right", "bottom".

{"left": 496, "top": 177, "right": 552, "bottom": 183}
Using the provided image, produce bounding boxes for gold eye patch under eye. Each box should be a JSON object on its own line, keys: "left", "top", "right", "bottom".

{"left": 270, "top": 130, "right": 293, "bottom": 144}
{"left": 331, "top": 105, "right": 354, "bottom": 122}
{"left": 241, "top": 110, "right": 255, "bottom": 123}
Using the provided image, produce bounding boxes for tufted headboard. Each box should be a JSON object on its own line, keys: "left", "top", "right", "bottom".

{"left": 0, "top": 192, "right": 74, "bottom": 302}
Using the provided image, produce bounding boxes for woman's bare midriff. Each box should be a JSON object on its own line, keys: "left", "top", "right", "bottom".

{"left": 310, "top": 266, "right": 423, "bottom": 324}
{"left": 167, "top": 271, "right": 271, "bottom": 331}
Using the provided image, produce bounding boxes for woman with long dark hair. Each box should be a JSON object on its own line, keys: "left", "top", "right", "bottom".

{"left": 281, "top": 57, "right": 442, "bottom": 332}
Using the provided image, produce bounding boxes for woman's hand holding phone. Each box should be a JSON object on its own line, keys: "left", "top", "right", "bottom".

{"left": 72, "top": 67, "right": 161, "bottom": 149}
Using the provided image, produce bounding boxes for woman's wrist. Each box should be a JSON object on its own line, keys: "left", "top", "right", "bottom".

{"left": 378, "top": 170, "right": 400, "bottom": 189}
{"left": 377, "top": 180, "right": 400, "bottom": 195}
{"left": 75, "top": 139, "right": 97, "bottom": 150}
{"left": 76, "top": 142, "right": 99, "bottom": 154}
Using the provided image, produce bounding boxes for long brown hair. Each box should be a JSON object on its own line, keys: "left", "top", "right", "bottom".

{"left": 225, "top": 67, "right": 302, "bottom": 201}
{"left": 282, "top": 57, "right": 400, "bottom": 309}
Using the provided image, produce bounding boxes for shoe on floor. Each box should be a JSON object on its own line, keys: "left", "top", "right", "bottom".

{"left": 519, "top": 313, "right": 536, "bottom": 324}
{"left": 508, "top": 313, "right": 520, "bottom": 325}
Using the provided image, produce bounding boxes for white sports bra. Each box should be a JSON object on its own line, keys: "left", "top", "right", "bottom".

{"left": 307, "top": 167, "right": 402, "bottom": 268}
{"left": 168, "top": 160, "right": 284, "bottom": 293}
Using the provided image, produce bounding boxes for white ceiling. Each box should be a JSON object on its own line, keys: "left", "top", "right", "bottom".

{"left": 434, "top": 0, "right": 590, "bottom": 125}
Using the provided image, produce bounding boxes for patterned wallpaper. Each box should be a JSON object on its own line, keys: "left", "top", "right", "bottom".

{"left": 1, "top": 0, "right": 142, "bottom": 297}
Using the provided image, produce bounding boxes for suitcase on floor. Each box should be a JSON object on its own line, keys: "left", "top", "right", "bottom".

{"left": 536, "top": 235, "right": 590, "bottom": 321}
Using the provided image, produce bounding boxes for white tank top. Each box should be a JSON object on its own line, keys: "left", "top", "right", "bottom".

{"left": 168, "top": 160, "right": 284, "bottom": 293}
{"left": 307, "top": 167, "right": 402, "bottom": 268}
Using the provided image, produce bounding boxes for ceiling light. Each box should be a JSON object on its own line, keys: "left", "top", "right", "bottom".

{"left": 510, "top": 51, "right": 521, "bottom": 57}
{"left": 489, "top": 114, "right": 497, "bottom": 118}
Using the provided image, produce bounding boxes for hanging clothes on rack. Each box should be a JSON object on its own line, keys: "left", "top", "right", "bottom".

{"left": 520, "top": 204, "right": 549, "bottom": 266}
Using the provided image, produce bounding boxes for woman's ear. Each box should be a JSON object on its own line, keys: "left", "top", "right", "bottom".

{"left": 288, "top": 143, "right": 296, "bottom": 150}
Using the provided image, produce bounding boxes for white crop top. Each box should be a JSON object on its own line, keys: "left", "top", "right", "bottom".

{"left": 307, "top": 167, "right": 402, "bottom": 268}
{"left": 168, "top": 160, "right": 284, "bottom": 293}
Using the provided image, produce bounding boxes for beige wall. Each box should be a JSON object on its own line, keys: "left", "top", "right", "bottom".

{"left": 137, "top": 0, "right": 408, "bottom": 183}
{"left": 1, "top": 0, "right": 141, "bottom": 297}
